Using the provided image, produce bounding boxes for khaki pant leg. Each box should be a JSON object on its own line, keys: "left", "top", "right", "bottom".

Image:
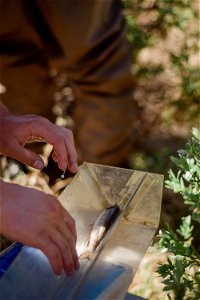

{"left": 0, "top": 0, "right": 55, "bottom": 120}
{"left": 1, "top": 0, "right": 135, "bottom": 166}
{"left": 44, "top": 0, "right": 135, "bottom": 166}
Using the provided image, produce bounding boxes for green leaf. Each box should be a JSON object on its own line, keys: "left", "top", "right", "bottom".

{"left": 192, "top": 212, "right": 200, "bottom": 223}
{"left": 177, "top": 215, "right": 193, "bottom": 240}
{"left": 157, "top": 127, "right": 200, "bottom": 298}
{"left": 192, "top": 128, "right": 200, "bottom": 142}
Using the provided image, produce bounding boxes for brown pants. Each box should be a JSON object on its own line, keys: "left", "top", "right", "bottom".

{"left": 0, "top": 0, "right": 135, "bottom": 166}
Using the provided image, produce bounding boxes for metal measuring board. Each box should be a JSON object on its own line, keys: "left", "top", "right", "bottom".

{"left": 0, "top": 162, "right": 163, "bottom": 299}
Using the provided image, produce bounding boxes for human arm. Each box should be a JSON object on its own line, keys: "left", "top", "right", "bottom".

{"left": 0, "top": 179, "right": 80, "bottom": 275}
{"left": 0, "top": 104, "right": 78, "bottom": 173}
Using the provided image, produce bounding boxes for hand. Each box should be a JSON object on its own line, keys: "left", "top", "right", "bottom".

{"left": 0, "top": 180, "right": 80, "bottom": 276}
{"left": 0, "top": 107, "right": 78, "bottom": 173}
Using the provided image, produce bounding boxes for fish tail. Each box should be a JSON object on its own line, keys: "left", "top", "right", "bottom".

{"left": 79, "top": 250, "right": 91, "bottom": 260}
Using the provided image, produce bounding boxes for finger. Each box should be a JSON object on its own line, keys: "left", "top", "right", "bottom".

{"left": 53, "top": 136, "right": 68, "bottom": 172}
{"left": 48, "top": 135, "right": 68, "bottom": 171}
{"left": 62, "top": 129, "right": 78, "bottom": 173}
{"left": 58, "top": 221, "right": 79, "bottom": 264}
{"left": 51, "top": 228, "right": 76, "bottom": 276}
{"left": 9, "top": 139, "right": 44, "bottom": 169}
{"left": 27, "top": 118, "right": 69, "bottom": 171}
{"left": 52, "top": 151, "right": 58, "bottom": 163}
{"left": 61, "top": 208, "right": 77, "bottom": 242}
{"left": 39, "top": 237, "right": 63, "bottom": 276}
{"left": 32, "top": 120, "right": 78, "bottom": 173}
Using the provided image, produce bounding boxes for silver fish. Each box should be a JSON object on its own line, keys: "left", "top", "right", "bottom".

{"left": 80, "top": 204, "right": 120, "bottom": 259}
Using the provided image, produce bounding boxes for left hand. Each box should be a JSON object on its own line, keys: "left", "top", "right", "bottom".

{"left": 0, "top": 180, "right": 80, "bottom": 276}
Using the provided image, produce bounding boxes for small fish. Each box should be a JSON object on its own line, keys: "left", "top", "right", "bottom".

{"left": 79, "top": 204, "right": 120, "bottom": 259}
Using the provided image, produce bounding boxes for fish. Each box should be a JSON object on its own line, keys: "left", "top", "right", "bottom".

{"left": 79, "top": 204, "right": 120, "bottom": 259}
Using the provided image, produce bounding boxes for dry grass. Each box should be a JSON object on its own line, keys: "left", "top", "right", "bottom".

{"left": 129, "top": 244, "right": 169, "bottom": 299}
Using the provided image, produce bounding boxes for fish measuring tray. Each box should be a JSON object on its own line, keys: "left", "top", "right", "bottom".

{"left": 0, "top": 162, "right": 163, "bottom": 299}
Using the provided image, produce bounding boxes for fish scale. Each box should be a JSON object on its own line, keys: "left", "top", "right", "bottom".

{"left": 79, "top": 204, "right": 120, "bottom": 259}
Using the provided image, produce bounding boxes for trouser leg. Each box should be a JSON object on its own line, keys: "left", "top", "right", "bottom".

{"left": 45, "top": 0, "right": 135, "bottom": 166}
{"left": 1, "top": 0, "right": 135, "bottom": 166}
{"left": 0, "top": 0, "right": 56, "bottom": 120}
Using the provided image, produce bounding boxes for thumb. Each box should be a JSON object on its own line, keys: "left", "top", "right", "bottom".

{"left": 10, "top": 141, "right": 44, "bottom": 170}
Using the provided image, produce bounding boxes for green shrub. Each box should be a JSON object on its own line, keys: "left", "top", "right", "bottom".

{"left": 123, "top": 0, "right": 200, "bottom": 125}
{"left": 157, "top": 128, "right": 200, "bottom": 299}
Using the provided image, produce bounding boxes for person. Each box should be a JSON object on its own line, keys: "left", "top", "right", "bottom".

{"left": 0, "top": 103, "right": 80, "bottom": 276}
{"left": 0, "top": 0, "right": 135, "bottom": 167}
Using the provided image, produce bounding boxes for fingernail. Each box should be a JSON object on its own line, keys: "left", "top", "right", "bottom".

{"left": 74, "top": 162, "right": 78, "bottom": 171}
{"left": 33, "top": 159, "right": 43, "bottom": 169}
{"left": 70, "top": 162, "right": 78, "bottom": 173}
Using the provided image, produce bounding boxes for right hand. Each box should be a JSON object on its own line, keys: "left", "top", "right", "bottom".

{"left": 0, "top": 180, "right": 80, "bottom": 276}
{"left": 0, "top": 107, "right": 78, "bottom": 173}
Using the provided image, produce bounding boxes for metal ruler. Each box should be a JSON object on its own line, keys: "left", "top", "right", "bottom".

{"left": 53, "top": 172, "right": 147, "bottom": 299}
